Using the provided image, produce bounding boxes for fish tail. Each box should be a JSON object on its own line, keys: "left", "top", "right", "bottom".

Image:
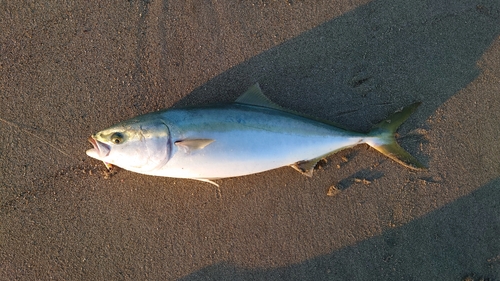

{"left": 365, "top": 102, "right": 425, "bottom": 170}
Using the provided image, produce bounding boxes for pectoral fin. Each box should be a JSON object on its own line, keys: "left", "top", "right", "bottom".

{"left": 175, "top": 139, "right": 215, "bottom": 153}
{"left": 290, "top": 156, "right": 325, "bottom": 177}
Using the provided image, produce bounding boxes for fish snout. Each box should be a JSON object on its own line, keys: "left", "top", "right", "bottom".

{"left": 86, "top": 136, "right": 111, "bottom": 159}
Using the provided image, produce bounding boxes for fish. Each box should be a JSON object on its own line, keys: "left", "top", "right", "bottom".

{"left": 86, "top": 83, "right": 425, "bottom": 186}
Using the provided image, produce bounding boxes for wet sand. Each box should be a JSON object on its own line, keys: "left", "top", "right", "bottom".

{"left": 1, "top": 0, "right": 500, "bottom": 280}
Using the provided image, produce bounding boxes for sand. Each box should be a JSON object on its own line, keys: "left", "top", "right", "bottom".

{"left": 1, "top": 0, "right": 499, "bottom": 280}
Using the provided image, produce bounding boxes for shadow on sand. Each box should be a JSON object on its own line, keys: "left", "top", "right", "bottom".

{"left": 180, "top": 177, "right": 500, "bottom": 280}
{"left": 174, "top": 0, "right": 499, "bottom": 135}
{"left": 174, "top": 0, "right": 500, "bottom": 279}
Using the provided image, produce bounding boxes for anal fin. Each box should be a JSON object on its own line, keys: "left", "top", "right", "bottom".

{"left": 290, "top": 156, "right": 325, "bottom": 177}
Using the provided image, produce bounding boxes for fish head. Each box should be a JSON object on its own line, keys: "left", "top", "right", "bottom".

{"left": 86, "top": 117, "right": 171, "bottom": 173}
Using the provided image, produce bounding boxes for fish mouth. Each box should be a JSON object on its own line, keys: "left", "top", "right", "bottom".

{"left": 86, "top": 136, "right": 111, "bottom": 159}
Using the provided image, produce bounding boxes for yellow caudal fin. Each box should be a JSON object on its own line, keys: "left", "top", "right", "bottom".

{"left": 366, "top": 102, "right": 426, "bottom": 170}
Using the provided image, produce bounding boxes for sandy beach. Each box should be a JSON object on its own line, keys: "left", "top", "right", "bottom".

{"left": 1, "top": 0, "right": 499, "bottom": 280}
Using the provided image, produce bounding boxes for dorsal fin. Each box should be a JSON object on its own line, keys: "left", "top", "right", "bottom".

{"left": 237, "top": 83, "right": 352, "bottom": 131}
{"left": 235, "top": 83, "right": 283, "bottom": 110}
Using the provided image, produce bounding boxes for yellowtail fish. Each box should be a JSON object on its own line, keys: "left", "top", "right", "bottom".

{"left": 86, "top": 84, "right": 424, "bottom": 186}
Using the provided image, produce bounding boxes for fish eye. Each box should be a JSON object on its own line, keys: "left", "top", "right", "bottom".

{"left": 110, "top": 132, "right": 124, "bottom": 144}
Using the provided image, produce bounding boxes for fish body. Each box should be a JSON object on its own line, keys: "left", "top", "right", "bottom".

{"left": 86, "top": 84, "right": 424, "bottom": 185}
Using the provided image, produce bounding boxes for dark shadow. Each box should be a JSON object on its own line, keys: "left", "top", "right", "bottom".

{"left": 179, "top": 177, "right": 500, "bottom": 280}
{"left": 173, "top": 0, "right": 500, "bottom": 136}
{"left": 173, "top": 0, "right": 500, "bottom": 279}
{"left": 337, "top": 169, "right": 384, "bottom": 190}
